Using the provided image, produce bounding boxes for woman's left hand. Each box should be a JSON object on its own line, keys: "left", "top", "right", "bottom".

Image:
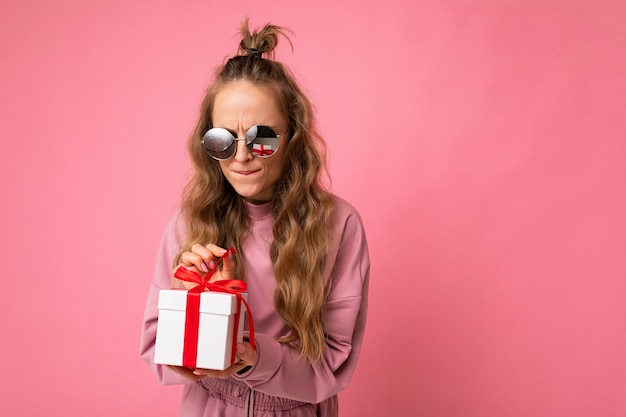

{"left": 191, "top": 341, "right": 258, "bottom": 379}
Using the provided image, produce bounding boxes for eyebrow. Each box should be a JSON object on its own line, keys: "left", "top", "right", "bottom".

{"left": 210, "top": 126, "right": 238, "bottom": 137}
{"left": 224, "top": 128, "right": 238, "bottom": 137}
{"left": 212, "top": 124, "right": 279, "bottom": 137}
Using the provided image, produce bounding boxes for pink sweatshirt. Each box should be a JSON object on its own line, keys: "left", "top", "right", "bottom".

{"left": 140, "top": 196, "right": 370, "bottom": 416}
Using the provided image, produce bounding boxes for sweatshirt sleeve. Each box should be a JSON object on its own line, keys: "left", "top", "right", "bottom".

{"left": 139, "top": 211, "right": 189, "bottom": 386}
{"left": 234, "top": 201, "right": 370, "bottom": 404}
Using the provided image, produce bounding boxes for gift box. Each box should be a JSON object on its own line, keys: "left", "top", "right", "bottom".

{"left": 153, "top": 249, "right": 254, "bottom": 371}
{"left": 154, "top": 288, "right": 247, "bottom": 370}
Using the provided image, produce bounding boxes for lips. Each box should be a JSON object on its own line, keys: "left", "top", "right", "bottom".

{"left": 234, "top": 169, "right": 260, "bottom": 176}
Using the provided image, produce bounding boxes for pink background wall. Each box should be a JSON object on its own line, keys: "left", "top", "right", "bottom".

{"left": 1, "top": 1, "right": 625, "bottom": 416}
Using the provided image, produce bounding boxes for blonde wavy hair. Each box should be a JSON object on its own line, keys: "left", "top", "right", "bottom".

{"left": 175, "top": 19, "right": 334, "bottom": 362}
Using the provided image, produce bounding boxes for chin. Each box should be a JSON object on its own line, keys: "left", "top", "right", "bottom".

{"left": 233, "top": 188, "right": 264, "bottom": 202}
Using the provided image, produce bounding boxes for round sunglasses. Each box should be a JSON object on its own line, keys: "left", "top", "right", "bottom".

{"left": 201, "top": 125, "right": 283, "bottom": 160}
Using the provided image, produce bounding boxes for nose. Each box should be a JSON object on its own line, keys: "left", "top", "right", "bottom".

{"left": 233, "top": 138, "right": 253, "bottom": 162}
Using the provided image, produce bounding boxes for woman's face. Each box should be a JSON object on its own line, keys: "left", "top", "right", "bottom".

{"left": 212, "top": 80, "right": 289, "bottom": 204}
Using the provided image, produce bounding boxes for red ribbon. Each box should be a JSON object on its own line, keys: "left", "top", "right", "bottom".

{"left": 173, "top": 247, "right": 255, "bottom": 369}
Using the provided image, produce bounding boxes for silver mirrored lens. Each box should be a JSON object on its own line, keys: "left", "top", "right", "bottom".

{"left": 247, "top": 125, "right": 280, "bottom": 158}
{"left": 201, "top": 128, "right": 236, "bottom": 160}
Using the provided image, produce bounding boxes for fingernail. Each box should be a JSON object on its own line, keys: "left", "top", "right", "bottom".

{"left": 208, "top": 260, "right": 216, "bottom": 270}
{"left": 200, "top": 263, "right": 208, "bottom": 273}
{"left": 237, "top": 344, "right": 246, "bottom": 354}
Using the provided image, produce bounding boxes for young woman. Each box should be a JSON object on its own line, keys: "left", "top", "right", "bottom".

{"left": 140, "top": 20, "right": 370, "bottom": 417}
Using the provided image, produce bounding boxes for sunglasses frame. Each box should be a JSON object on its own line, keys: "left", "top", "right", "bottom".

{"left": 201, "top": 124, "right": 283, "bottom": 161}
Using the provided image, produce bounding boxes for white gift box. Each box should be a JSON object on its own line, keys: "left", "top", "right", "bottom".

{"left": 154, "top": 289, "right": 247, "bottom": 370}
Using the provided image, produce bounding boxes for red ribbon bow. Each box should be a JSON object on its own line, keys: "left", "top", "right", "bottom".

{"left": 173, "top": 247, "right": 255, "bottom": 369}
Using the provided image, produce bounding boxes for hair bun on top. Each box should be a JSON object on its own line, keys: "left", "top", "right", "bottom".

{"left": 237, "top": 18, "right": 293, "bottom": 59}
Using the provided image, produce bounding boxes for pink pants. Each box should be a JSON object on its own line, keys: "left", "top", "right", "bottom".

{"left": 177, "top": 377, "right": 338, "bottom": 417}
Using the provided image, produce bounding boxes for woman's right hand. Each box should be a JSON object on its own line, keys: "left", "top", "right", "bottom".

{"left": 173, "top": 244, "right": 235, "bottom": 288}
